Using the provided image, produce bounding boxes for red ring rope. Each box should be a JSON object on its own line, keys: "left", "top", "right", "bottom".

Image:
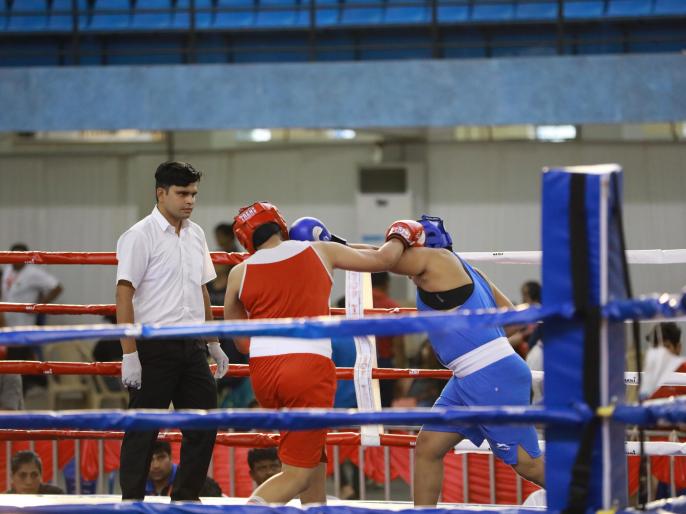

{"left": 0, "top": 429, "right": 416, "bottom": 448}
{"left": 0, "top": 251, "right": 249, "bottom": 266}
{"left": 0, "top": 360, "right": 453, "bottom": 379}
{"left": 0, "top": 303, "right": 417, "bottom": 317}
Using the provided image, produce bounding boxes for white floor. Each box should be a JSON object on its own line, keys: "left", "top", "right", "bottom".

{"left": 0, "top": 494, "right": 543, "bottom": 511}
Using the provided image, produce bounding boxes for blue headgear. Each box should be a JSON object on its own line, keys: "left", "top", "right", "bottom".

{"left": 418, "top": 214, "right": 453, "bottom": 250}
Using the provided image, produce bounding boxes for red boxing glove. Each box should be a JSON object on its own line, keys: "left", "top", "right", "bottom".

{"left": 385, "top": 220, "right": 426, "bottom": 248}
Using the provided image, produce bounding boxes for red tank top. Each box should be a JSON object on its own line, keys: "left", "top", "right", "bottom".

{"left": 239, "top": 240, "right": 332, "bottom": 320}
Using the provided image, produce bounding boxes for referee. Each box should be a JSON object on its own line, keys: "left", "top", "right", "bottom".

{"left": 115, "top": 161, "right": 229, "bottom": 501}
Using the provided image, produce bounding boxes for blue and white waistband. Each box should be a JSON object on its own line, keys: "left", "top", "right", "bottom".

{"left": 445, "top": 337, "right": 515, "bottom": 378}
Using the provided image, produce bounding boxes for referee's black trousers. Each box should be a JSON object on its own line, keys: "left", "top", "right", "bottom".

{"left": 120, "top": 338, "right": 217, "bottom": 501}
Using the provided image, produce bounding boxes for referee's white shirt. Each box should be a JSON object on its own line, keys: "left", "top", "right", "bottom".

{"left": 116, "top": 206, "right": 217, "bottom": 325}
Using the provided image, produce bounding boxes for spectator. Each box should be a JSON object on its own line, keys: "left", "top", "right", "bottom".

{"left": 247, "top": 448, "right": 282, "bottom": 488}
{"left": 92, "top": 314, "right": 124, "bottom": 392}
{"left": 215, "top": 223, "right": 238, "bottom": 254}
{"left": 146, "top": 441, "right": 223, "bottom": 497}
{"left": 331, "top": 297, "right": 357, "bottom": 409}
{"left": 404, "top": 339, "right": 443, "bottom": 407}
{"left": 330, "top": 297, "right": 359, "bottom": 500}
{"left": 0, "top": 344, "right": 23, "bottom": 410}
{"left": 508, "top": 280, "right": 541, "bottom": 357}
{"left": 646, "top": 322, "right": 686, "bottom": 499}
{"left": 648, "top": 322, "right": 682, "bottom": 356}
{"left": 2, "top": 243, "right": 63, "bottom": 393}
{"left": 1, "top": 243, "right": 63, "bottom": 324}
{"left": 5, "top": 451, "right": 63, "bottom": 494}
{"left": 371, "top": 272, "right": 406, "bottom": 407}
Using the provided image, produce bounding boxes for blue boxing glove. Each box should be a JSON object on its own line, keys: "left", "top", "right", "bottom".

{"left": 289, "top": 217, "right": 347, "bottom": 245}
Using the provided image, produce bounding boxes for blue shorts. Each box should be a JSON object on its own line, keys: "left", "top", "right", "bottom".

{"left": 423, "top": 354, "right": 541, "bottom": 466}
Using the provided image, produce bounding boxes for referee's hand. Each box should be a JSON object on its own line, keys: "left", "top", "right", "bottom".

{"left": 121, "top": 351, "right": 142, "bottom": 389}
{"left": 208, "top": 342, "right": 230, "bottom": 379}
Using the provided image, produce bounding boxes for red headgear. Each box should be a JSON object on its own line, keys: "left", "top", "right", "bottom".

{"left": 233, "top": 202, "right": 289, "bottom": 253}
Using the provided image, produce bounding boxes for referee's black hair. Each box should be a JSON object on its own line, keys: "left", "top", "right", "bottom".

{"left": 155, "top": 161, "right": 202, "bottom": 191}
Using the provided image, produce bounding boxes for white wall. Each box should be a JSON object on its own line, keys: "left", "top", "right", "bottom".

{"left": 0, "top": 139, "right": 684, "bottom": 325}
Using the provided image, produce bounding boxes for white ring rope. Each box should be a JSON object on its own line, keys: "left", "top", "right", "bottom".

{"left": 530, "top": 370, "right": 686, "bottom": 387}
{"left": 461, "top": 249, "right": 686, "bottom": 265}
{"left": 454, "top": 440, "right": 686, "bottom": 456}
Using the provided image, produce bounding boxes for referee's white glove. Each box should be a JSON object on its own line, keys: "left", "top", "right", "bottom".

{"left": 208, "top": 342, "right": 230, "bottom": 379}
{"left": 121, "top": 351, "right": 142, "bottom": 389}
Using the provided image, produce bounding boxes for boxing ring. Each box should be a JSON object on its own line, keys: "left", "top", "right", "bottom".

{"left": 1, "top": 164, "right": 686, "bottom": 513}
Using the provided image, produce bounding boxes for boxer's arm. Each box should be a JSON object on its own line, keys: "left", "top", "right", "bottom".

{"left": 116, "top": 280, "right": 137, "bottom": 354}
{"left": 224, "top": 264, "right": 250, "bottom": 354}
{"left": 315, "top": 239, "right": 405, "bottom": 273}
{"left": 389, "top": 247, "right": 432, "bottom": 277}
{"left": 224, "top": 264, "right": 248, "bottom": 321}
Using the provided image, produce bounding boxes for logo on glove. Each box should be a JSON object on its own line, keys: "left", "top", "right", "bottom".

{"left": 390, "top": 226, "right": 411, "bottom": 239}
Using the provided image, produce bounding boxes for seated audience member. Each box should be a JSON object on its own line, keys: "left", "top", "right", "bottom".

{"left": 371, "top": 272, "right": 406, "bottom": 407}
{"left": 5, "top": 451, "right": 64, "bottom": 494}
{"left": 146, "top": 441, "right": 222, "bottom": 497}
{"left": 92, "top": 315, "right": 124, "bottom": 392}
{"left": 0, "top": 343, "right": 23, "bottom": 410}
{"left": 404, "top": 339, "right": 443, "bottom": 407}
{"left": 646, "top": 322, "right": 686, "bottom": 499}
{"left": 247, "top": 448, "right": 282, "bottom": 488}
{"left": 331, "top": 297, "right": 357, "bottom": 409}
{"left": 508, "top": 280, "right": 542, "bottom": 357}
{"left": 650, "top": 322, "right": 682, "bottom": 357}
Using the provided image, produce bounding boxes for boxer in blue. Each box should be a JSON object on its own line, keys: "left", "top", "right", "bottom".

{"left": 290, "top": 215, "right": 544, "bottom": 506}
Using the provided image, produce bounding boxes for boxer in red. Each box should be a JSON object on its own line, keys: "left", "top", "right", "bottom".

{"left": 224, "top": 202, "right": 424, "bottom": 505}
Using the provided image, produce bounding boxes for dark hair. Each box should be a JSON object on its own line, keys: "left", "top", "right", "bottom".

{"left": 11, "top": 451, "right": 42, "bottom": 475}
{"left": 155, "top": 161, "right": 202, "bottom": 191}
{"left": 10, "top": 243, "right": 28, "bottom": 252}
{"left": 252, "top": 223, "right": 281, "bottom": 250}
{"left": 335, "top": 296, "right": 346, "bottom": 309}
{"left": 371, "top": 272, "right": 390, "bottom": 289}
{"left": 650, "top": 322, "right": 682, "bottom": 346}
{"left": 152, "top": 440, "right": 172, "bottom": 457}
{"left": 247, "top": 448, "right": 280, "bottom": 471}
{"left": 215, "top": 223, "right": 234, "bottom": 237}
{"left": 523, "top": 281, "right": 541, "bottom": 303}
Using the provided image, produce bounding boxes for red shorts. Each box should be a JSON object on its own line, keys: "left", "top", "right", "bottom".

{"left": 250, "top": 353, "right": 336, "bottom": 468}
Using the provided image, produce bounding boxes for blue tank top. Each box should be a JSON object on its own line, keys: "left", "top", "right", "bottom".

{"left": 415, "top": 254, "right": 505, "bottom": 367}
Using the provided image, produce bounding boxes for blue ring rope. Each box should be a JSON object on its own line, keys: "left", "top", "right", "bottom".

{"left": 0, "top": 294, "right": 682, "bottom": 346}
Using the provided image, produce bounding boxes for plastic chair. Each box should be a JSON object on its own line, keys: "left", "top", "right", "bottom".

{"left": 563, "top": 0, "right": 605, "bottom": 18}
{"left": 7, "top": 0, "right": 49, "bottom": 32}
{"left": 654, "top": 0, "right": 686, "bottom": 14}
{"left": 471, "top": 0, "right": 515, "bottom": 22}
{"left": 86, "top": 0, "right": 132, "bottom": 31}
{"left": 437, "top": 0, "right": 469, "bottom": 24}
{"left": 49, "top": 0, "right": 87, "bottom": 31}
{"left": 44, "top": 342, "right": 94, "bottom": 410}
{"left": 307, "top": 0, "right": 340, "bottom": 27}
{"left": 178, "top": 0, "right": 213, "bottom": 29}
{"left": 340, "top": 0, "right": 384, "bottom": 26}
{"left": 256, "top": 0, "right": 304, "bottom": 27}
{"left": 607, "top": 0, "right": 653, "bottom": 16}
{"left": 214, "top": 0, "right": 256, "bottom": 28}
{"left": 515, "top": 1, "right": 558, "bottom": 20}
{"left": 131, "top": 0, "right": 174, "bottom": 29}
{"left": 384, "top": 0, "right": 430, "bottom": 24}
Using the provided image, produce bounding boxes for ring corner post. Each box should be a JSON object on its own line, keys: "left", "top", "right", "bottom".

{"left": 542, "top": 164, "right": 627, "bottom": 512}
